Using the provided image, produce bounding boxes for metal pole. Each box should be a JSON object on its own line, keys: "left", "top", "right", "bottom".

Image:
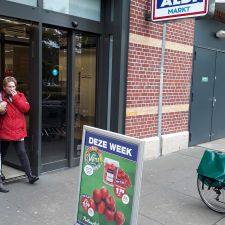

{"left": 158, "top": 22, "right": 167, "bottom": 156}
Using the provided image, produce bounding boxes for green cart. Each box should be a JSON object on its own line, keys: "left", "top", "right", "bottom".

{"left": 197, "top": 149, "right": 225, "bottom": 213}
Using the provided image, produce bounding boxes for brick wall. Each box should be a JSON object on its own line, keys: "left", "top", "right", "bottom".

{"left": 125, "top": 0, "right": 195, "bottom": 138}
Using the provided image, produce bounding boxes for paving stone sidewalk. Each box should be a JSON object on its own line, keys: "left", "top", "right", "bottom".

{"left": 1, "top": 141, "right": 225, "bottom": 225}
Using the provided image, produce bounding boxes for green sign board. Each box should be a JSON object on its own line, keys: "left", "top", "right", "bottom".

{"left": 75, "top": 126, "right": 145, "bottom": 225}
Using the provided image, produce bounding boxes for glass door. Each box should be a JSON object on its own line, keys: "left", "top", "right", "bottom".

{"left": 74, "top": 33, "right": 97, "bottom": 157}
{"left": 3, "top": 43, "right": 30, "bottom": 169}
{"left": 0, "top": 17, "right": 32, "bottom": 174}
{"left": 42, "top": 27, "right": 68, "bottom": 166}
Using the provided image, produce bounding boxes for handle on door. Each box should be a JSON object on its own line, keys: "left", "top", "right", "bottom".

{"left": 213, "top": 97, "right": 216, "bottom": 107}
{"left": 209, "top": 97, "right": 216, "bottom": 101}
{"left": 209, "top": 97, "right": 216, "bottom": 106}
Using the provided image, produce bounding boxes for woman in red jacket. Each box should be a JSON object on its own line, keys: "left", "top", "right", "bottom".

{"left": 0, "top": 76, "right": 39, "bottom": 193}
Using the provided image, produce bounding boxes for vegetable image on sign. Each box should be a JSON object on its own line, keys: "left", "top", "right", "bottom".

{"left": 80, "top": 186, "right": 125, "bottom": 224}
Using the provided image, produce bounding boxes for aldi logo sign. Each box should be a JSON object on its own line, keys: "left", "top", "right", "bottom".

{"left": 151, "top": 0, "right": 208, "bottom": 21}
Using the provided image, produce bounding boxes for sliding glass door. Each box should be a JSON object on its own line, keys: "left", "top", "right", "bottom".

{"left": 74, "top": 33, "right": 97, "bottom": 157}
{"left": 42, "top": 27, "right": 68, "bottom": 165}
{"left": 0, "top": 18, "right": 31, "bottom": 171}
{"left": 41, "top": 27, "right": 98, "bottom": 168}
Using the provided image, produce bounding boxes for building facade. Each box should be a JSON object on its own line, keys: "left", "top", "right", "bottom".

{"left": 1, "top": 0, "right": 225, "bottom": 177}
{"left": 126, "top": 0, "right": 195, "bottom": 159}
{"left": 0, "top": 0, "right": 130, "bottom": 176}
{"left": 126, "top": 2, "right": 225, "bottom": 160}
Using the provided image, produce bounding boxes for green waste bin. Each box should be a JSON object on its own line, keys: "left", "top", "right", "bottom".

{"left": 197, "top": 149, "right": 225, "bottom": 186}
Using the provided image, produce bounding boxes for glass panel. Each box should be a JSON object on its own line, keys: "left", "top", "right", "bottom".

{"left": 111, "top": 0, "right": 115, "bottom": 22}
{"left": 43, "top": 0, "right": 101, "bottom": 21}
{"left": 74, "top": 33, "right": 97, "bottom": 157}
{"left": 0, "top": 19, "right": 31, "bottom": 169}
{"left": 5, "top": 44, "right": 30, "bottom": 101}
{"left": 4, "top": 43, "right": 30, "bottom": 167}
{"left": 42, "top": 27, "right": 68, "bottom": 164}
{"left": 107, "top": 35, "right": 113, "bottom": 130}
{"left": 6, "top": 0, "right": 37, "bottom": 7}
{"left": 0, "top": 19, "right": 43, "bottom": 180}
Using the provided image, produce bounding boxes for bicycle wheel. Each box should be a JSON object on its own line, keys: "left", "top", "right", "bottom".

{"left": 197, "top": 174, "right": 225, "bottom": 213}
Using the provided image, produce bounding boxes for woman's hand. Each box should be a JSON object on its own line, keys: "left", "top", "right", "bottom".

{"left": 11, "top": 90, "right": 17, "bottom": 96}
{"left": 0, "top": 101, "right": 7, "bottom": 114}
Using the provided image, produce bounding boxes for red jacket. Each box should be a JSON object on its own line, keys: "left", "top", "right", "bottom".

{"left": 0, "top": 91, "right": 30, "bottom": 140}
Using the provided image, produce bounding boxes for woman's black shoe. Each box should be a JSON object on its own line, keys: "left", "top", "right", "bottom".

{"left": 1, "top": 173, "right": 5, "bottom": 181}
{"left": 28, "top": 176, "right": 39, "bottom": 184}
{"left": 0, "top": 183, "right": 9, "bottom": 193}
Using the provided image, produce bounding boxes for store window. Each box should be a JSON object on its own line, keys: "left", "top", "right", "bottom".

{"left": 43, "top": 0, "right": 101, "bottom": 21}
{"left": 74, "top": 33, "right": 97, "bottom": 157}
{"left": 6, "top": 0, "right": 37, "bottom": 7}
{"left": 0, "top": 19, "right": 31, "bottom": 170}
{"left": 5, "top": 44, "right": 30, "bottom": 103}
{"left": 42, "top": 27, "right": 68, "bottom": 164}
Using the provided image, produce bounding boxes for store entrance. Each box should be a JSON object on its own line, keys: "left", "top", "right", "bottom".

{"left": 0, "top": 19, "right": 99, "bottom": 174}
{"left": 0, "top": 17, "right": 33, "bottom": 181}
{"left": 41, "top": 27, "right": 97, "bottom": 170}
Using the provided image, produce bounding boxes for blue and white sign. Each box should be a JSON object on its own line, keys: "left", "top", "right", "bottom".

{"left": 151, "top": 0, "right": 208, "bottom": 21}
{"left": 85, "top": 131, "right": 138, "bottom": 162}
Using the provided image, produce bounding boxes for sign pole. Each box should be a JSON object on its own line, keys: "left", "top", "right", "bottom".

{"left": 158, "top": 22, "right": 166, "bottom": 156}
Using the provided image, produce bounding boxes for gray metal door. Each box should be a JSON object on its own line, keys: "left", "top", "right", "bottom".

{"left": 211, "top": 52, "right": 225, "bottom": 140}
{"left": 189, "top": 47, "right": 216, "bottom": 145}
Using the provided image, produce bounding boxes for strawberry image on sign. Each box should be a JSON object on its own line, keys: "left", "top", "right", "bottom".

{"left": 116, "top": 169, "right": 132, "bottom": 188}
{"left": 93, "top": 189, "right": 102, "bottom": 204}
{"left": 81, "top": 184, "right": 128, "bottom": 224}
{"left": 100, "top": 186, "right": 109, "bottom": 200}
{"left": 105, "top": 195, "right": 116, "bottom": 211}
{"left": 105, "top": 208, "right": 115, "bottom": 222}
{"left": 115, "top": 211, "right": 125, "bottom": 225}
{"left": 97, "top": 200, "right": 106, "bottom": 214}
{"left": 113, "top": 168, "right": 131, "bottom": 198}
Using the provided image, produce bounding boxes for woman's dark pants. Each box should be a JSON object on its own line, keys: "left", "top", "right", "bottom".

{"left": 1, "top": 140, "right": 32, "bottom": 178}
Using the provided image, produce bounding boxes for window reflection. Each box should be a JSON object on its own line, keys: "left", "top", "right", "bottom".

{"left": 74, "top": 34, "right": 97, "bottom": 157}
{"left": 42, "top": 27, "right": 68, "bottom": 163}
{"left": 4, "top": 44, "right": 30, "bottom": 130}
{"left": 6, "top": 0, "right": 37, "bottom": 7}
{"left": 43, "top": 0, "right": 101, "bottom": 21}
